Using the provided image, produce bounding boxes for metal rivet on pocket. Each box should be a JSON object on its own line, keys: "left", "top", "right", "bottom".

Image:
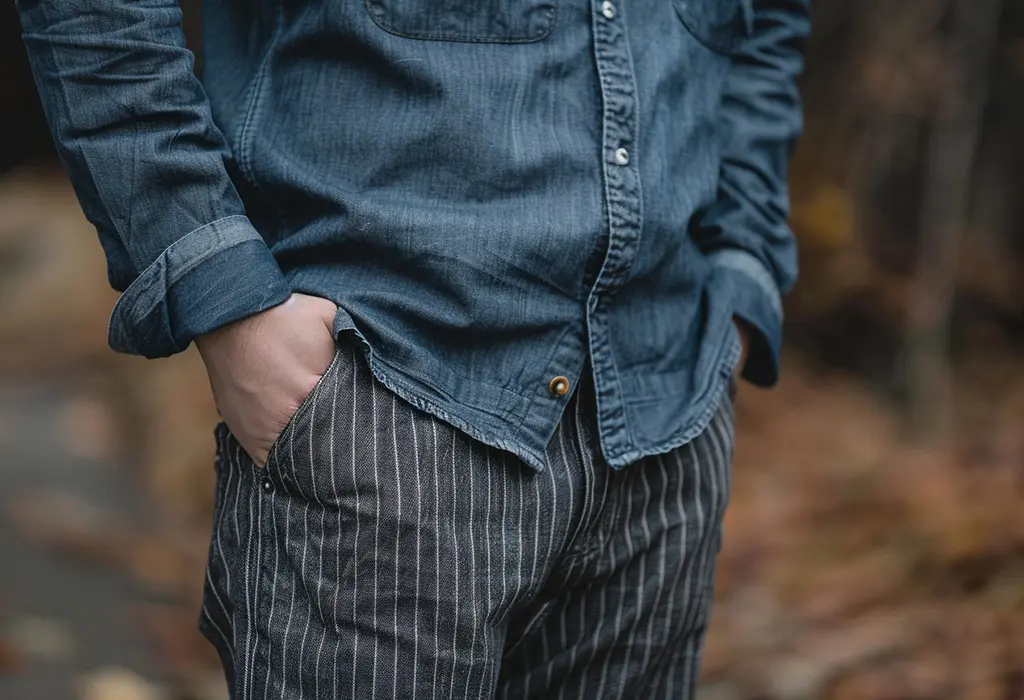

{"left": 549, "top": 376, "right": 571, "bottom": 397}
{"left": 601, "top": 1, "right": 616, "bottom": 19}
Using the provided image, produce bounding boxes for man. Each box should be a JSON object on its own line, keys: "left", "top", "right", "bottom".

{"left": 17, "top": 0, "right": 808, "bottom": 696}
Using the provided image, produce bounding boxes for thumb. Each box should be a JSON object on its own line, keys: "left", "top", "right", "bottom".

{"left": 319, "top": 300, "right": 339, "bottom": 334}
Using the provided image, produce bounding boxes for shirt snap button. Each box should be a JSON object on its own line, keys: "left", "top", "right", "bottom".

{"left": 614, "top": 147, "right": 630, "bottom": 165}
{"left": 601, "top": 1, "right": 616, "bottom": 19}
{"left": 261, "top": 477, "right": 275, "bottom": 494}
{"left": 548, "top": 376, "right": 570, "bottom": 397}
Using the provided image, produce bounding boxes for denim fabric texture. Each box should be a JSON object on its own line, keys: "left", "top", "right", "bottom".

{"left": 17, "top": 0, "right": 809, "bottom": 471}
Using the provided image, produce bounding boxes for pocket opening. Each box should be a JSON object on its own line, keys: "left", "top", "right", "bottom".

{"left": 260, "top": 345, "right": 344, "bottom": 471}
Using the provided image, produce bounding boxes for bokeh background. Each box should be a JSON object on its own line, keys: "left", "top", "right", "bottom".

{"left": 2, "top": 1, "right": 1023, "bottom": 698}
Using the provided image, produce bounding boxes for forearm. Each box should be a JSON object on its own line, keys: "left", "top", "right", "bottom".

{"left": 17, "top": 0, "right": 291, "bottom": 357}
{"left": 695, "top": 0, "right": 810, "bottom": 386}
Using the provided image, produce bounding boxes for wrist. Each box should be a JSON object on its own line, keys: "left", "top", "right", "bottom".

{"left": 195, "top": 313, "right": 253, "bottom": 360}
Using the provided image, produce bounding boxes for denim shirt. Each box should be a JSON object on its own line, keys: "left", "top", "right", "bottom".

{"left": 18, "top": 0, "right": 808, "bottom": 471}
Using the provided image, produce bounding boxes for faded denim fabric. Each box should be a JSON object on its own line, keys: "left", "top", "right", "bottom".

{"left": 17, "top": 0, "right": 809, "bottom": 471}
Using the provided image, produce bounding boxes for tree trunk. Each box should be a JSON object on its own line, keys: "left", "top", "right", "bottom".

{"left": 904, "top": 0, "right": 1004, "bottom": 441}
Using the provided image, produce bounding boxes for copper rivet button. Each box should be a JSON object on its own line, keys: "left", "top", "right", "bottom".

{"left": 548, "top": 376, "right": 570, "bottom": 397}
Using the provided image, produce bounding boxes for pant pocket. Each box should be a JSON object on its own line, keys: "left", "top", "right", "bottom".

{"left": 259, "top": 344, "right": 344, "bottom": 475}
{"left": 262, "top": 341, "right": 357, "bottom": 501}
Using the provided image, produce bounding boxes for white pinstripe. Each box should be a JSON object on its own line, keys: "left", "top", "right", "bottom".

{"left": 369, "top": 371, "right": 380, "bottom": 699}
{"left": 232, "top": 442, "right": 243, "bottom": 584}
{"left": 498, "top": 452, "right": 509, "bottom": 619}
{"left": 410, "top": 405, "right": 422, "bottom": 699}
{"left": 515, "top": 464, "right": 525, "bottom": 607}
{"left": 483, "top": 449, "right": 502, "bottom": 696}
{"left": 350, "top": 356, "right": 362, "bottom": 700}
{"left": 644, "top": 447, "right": 690, "bottom": 697}
{"left": 201, "top": 522, "right": 231, "bottom": 648}
{"left": 260, "top": 453, "right": 281, "bottom": 700}
{"left": 660, "top": 440, "right": 702, "bottom": 700}
{"left": 552, "top": 422, "right": 579, "bottom": 700}
{"left": 448, "top": 428, "right": 461, "bottom": 700}
{"left": 678, "top": 418, "right": 723, "bottom": 695}
{"left": 280, "top": 424, "right": 305, "bottom": 699}
{"left": 540, "top": 439, "right": 561, "bottom": 693}
{"left": 680, "top": 413, "right": 731, "bottom": 689}
{"left": 634, "top": 455, "right": 670, "bottom": 690}
{"left": 655, "top": 407, "right": 731, "bottom": 697}
{"left": 593, "top": 466, "right": 636, "bottom": 699}
{"left": 529, "top": 469, "right": 542, "bottom": 591}
{"left": 329, "top": 363, "right": 343, "bottom": 700}
{"left": 546, "top": 426, "right": 563, "bottom": 561}
{"left": 300, "top": 379, "right": 326, "bottom": 700}
{"left": 464, "top": 441, "right": 479, "bottom": 700}
{"left": 575, "top": 452, "right": 627, "bottom": 700}
{"left": 431, "top": 417, "right": 442, "bottom": 696}
{"left": 200, "top": 438, "right": 232, "bottom": 649}
{"left": 613, "top": 459, "right": 654, "bottom": 699}
{"left": 514, "top": 455, "right": 563, "bottom": 696}
{"left": 564, "top": 390, "right": 592, "bottom": 554}
{"left": 244, "top": 447, "right": 262, "bottom": 700}
{"left": 230, "top": 442, "right": 250, "bottom": 699}
{"left": 684, "top": 415, "right": 730, "bottom": 691}
{"left": 391, "top": 393, "right": 403, "bottom": 699}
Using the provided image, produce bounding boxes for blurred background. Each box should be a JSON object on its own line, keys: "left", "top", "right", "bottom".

{"left": 2, "top": 0, "right": 1023, "bottom": 698}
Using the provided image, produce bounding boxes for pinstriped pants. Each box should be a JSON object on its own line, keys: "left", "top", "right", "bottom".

{"left": 199, "top": 332, "right": 734, "bottom": 699}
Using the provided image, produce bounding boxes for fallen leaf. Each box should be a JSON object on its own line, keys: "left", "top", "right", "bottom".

{"left": 77, "top": 666, "right": 168, "bottom": 700}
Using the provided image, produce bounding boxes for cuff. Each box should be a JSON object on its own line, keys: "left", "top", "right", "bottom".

{"left": 108, "top": 215, "right": 292, "bottom": 358}
{"left": 707, "top": 249, "right": 783, "bottom": 387}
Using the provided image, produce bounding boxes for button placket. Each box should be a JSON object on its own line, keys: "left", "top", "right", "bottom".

{"left": 588, "top": 0, "right": 643, "bottom": 457}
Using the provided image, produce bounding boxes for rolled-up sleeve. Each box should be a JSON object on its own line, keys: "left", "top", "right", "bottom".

{"left": 695, "top": 0, "right": 810, "bottom": 386}
{"left": 17, "top": 0, "right": 292, "bottom": 358}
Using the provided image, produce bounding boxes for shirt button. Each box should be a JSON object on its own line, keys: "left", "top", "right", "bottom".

{"left": 261, "top": 477, "right": 275, "bottom": 494}
{"left": 548, "top": 376, "right": 571, "bottom": 397}
{"left": 601, "top": 1, "right": 616, "bottom": 19}
{"left": 614, "top": 147, "right": 630, "bottom": 165}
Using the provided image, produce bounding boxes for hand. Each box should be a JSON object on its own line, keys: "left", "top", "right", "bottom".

{"left": 733, "top": 317, "right": 750, "bottom": 380}
{"left": 196, "top": 293, "right": 338, "bottom": 467}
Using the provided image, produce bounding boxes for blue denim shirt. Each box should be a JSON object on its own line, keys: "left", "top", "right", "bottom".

{"left": 18, "top": 0, "right": 808, "bottom": 471}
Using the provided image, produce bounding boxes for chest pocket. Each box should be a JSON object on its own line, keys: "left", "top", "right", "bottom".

{"left": 365, "top": 0, "right": 556, "bottom": 43}
{"left": 674, "top": 0, "right": 753, "bottom": 54}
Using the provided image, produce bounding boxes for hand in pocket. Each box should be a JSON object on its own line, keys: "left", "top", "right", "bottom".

{"left": 196, "top": 293, "right": 339, "bottom": 467}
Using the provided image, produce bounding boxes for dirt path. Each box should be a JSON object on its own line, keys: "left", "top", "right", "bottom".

{"left": 0, "top": 380, "right": 174, "bottom": 700}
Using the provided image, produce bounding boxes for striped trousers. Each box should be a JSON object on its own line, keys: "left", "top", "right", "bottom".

{"left": 199, "top": 332, "right": 734, "bottom": 699}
